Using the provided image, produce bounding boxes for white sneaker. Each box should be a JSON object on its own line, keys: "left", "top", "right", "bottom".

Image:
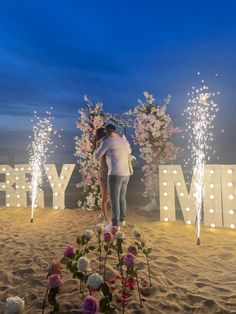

{"left": 118, "top": 221, "right": 126, "bottom": 227}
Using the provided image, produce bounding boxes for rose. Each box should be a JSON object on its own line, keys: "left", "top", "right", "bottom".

{"left": 111, "top": 226, "right": 118, "bottom": 235}
{"left": 48, "top": 274, "right": 62, "bottom": 288}
{"left": 127, "top": 245, "right": 138, "bottom": 256}
{"left": 6, "top": 296, "right": 25, "bottom": 314}
{"left": 84, "top": 229, "right": 94, "bottom": 240}
{"left": 81, "top": 295, "right": 99, "bottom": 314}
{"left": 77, "top": 256, "right": 90, "bottom": 272}
{"left": 132, "top": 228, "right": 141, "bottom": 237}
{"left": 95, "top": 223, "right": 104, "bottom": 233}
{"left": 103, "top": 231, "right": 112, "bottom": 243}
{"left": 86, "top": 273, "right": 103, "bottom": 290}
{"left": 48, "top": 262, "right": 63, "bottom": 276}
{"left": 116, "top": 231, "right": 125, "bottom": 239}
{"left": 63, "top": 245, "right": 75, "bottom": 258}
{"left": 122, "top": 253, "right": 135, "bottom": 267}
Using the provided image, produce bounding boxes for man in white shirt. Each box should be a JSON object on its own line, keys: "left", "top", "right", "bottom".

{"left": 94, "top": 124, "right": 131, "bottom": 227}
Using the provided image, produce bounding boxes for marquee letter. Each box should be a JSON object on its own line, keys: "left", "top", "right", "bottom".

{"left": 45, "top": 164, "right": 75, "bottom": 209}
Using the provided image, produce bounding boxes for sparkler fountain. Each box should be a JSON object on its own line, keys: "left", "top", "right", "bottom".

{"left": 184, "top": 74, "right": 219, "bottom": 245}
{"left": 28, "top": 111, "right": 53, "bottom": 223}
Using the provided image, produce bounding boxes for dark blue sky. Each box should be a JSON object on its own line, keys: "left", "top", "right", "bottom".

{"left": 0, "top": 0, "right": 235, "bottom": 163}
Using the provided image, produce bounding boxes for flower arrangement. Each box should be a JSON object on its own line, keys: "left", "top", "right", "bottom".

{"left": 75, "top": 96, "right": 106, "bottom": 210}
{"left": 127, "top": 91, "right": 180, "bottom": 210}
{"left": 43, "top": 226, "right": 153, "bottom": 313}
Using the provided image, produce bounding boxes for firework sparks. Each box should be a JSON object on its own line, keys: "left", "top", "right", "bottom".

{"left": 28, "top": 110, "right": 53, "bottom": 222}
{"left": 184, "top": 74, "right": 219, "bottom": 244}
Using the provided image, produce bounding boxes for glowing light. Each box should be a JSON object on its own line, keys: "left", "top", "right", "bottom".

{"left": 228, "top": 194, "right": 234, "bottom": 200}
{"left": 228, "top": 182, "right": 233, "bottom": 187}
{"left": 17, "top": 204, "right": 20, "bottom": 207}
{"left": 227, "top": 169, "right": 233, "bottom": 174}
{"left": 164, "top": 217, "right": 168, "bottom": 222}
{"left": 184, "top": 76, "right": 219, "bottom": 243}
{"left": 209, "top": 183, "right": 214, "bottom": 188}
{"left": 187, "top": 220, "right": 191, "bottom": 224}
{"left": 179, "top": 192, "right": 184, "bottom": 197}
{"left": 209, "top": 169, "right": 214, "bottom": 174}
{"left": 229, "top": 210, "right": 234, "bottom": 215}
{"left": 176, "top": 182, "right": 181, "bottom": 186}
{"left": 210, "top": 223, "right": 216, "bottom": 228}
{"left": 163, "top": 169, "right": 167, "bottom": 174}
{"left": 186, "top": 207, "right": 191, "bottom": 212}
{"left": 6, "top": 204, "right": 10, "bottom": 207}
{"left": 209, "top": 208, "right": 214, "bottom": 213}
{"left": 173, "top": 170, "right": 177, "bottom": 174}
{"left": 163, "top": 182, "right": 167, "bottom": 186}
{"left": 28, "top": 111, "right": 54, "bottom": 222}
{"left": 54, "top": 205, "right": 58, "bottom": 209}
{"left": 230, "top": 224, "right": 235, "bottom": 229}
{"left": 210, "top": 194, "right": 215, "bottom": 200}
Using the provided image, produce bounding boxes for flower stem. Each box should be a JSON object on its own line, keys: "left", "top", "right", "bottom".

{"left": 42, "top": 287, "right": 49, "bottom": 314}
{"left": 98, "top": 234, "right": 102, "bottom": 275}
{"left": 103, "top": 243, "right": 111, "bottom": 281}
{"left": 122, "top": 271, "right": 128, "bottom": 314}
{"left": 136, "top": 273, "right": 143, "bottom": 308}
{"left": 146, "top": 255, "right": 152, "bottom": 286}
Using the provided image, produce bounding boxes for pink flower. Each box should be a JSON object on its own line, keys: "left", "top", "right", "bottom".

{"left": 48, "top": 274, "right": 62, "bottom": 289}
{"left": 127, "top": 245, "right": 138, "bottom": 256}
{"left": 111, "top": 226, "right": 118, "bottom": 235}
{"left": 104, "top": 232, "right": 112, "bottom": 243}
{"left": 63, "top": 245, "right": 75, "bottom": 258}
{"left": 48, "top": 262, "right": 63, "bottom": 276}
{"left": 122, "top": 253, "right": 135, "bottom": 267}
{"left": 81, "top": 295, "right": 99, "bottom": 314}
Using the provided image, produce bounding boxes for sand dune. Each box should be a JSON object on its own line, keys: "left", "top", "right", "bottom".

{"left": 1, "top": 207, "right": 236, "bottom": 313}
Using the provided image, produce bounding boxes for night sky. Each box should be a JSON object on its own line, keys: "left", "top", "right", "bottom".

{"left": 0, "top": 0, "right": 235, "bottom": 163}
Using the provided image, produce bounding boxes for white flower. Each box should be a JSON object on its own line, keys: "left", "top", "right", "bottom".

{"left": 86, "top": 273, "right": 103, "bottom": 289}
{"left": 132, "top": 228, "right": 141, "bottom": 237}
{"left": 84, "top": 229, "right": 94, "bottom": 240}
{"left": 77, "top": 257, "right": 90, "bottom": 272}
{"left": 116, "top": 231, "right": 125, "bottom": 239}
{"left": 95, "top": 223, "right": 104, "bottom": 233}
{"left": 6, "top": 296, "right": 25, "bottom": 314}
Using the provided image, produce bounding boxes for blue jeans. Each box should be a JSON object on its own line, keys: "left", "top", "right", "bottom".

{"left": 107, "top": 175, "right": 130, "bottom": 226}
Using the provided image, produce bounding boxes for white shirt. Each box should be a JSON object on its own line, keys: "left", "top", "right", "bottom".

{"left": 94, "top": 134, "right": 131, "bottom": 176}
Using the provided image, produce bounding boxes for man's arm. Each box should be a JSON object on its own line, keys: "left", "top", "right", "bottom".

{"left": 93, "top": 140, "right": 109, "bottom": 160}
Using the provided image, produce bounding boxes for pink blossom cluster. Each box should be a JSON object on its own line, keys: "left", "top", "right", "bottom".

{"left": 129, "top": 91, "right": 180, "bottom": 205}
{"left": 75, "top": 96, "right": 106, "bottom": 210}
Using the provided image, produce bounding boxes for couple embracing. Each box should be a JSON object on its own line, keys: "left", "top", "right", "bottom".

{"left": 94, "top": 123, "right": 132, "bottom": 230}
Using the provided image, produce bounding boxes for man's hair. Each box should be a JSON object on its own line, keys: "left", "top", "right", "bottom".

{"left": 105, "top": 124, "right": 116, "bottom": 132}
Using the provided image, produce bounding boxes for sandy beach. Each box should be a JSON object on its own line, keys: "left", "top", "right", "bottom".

{"left": 1, "top": 206, "right": 236, "bottom": 313}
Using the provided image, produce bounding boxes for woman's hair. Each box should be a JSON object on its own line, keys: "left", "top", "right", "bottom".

{"left": 95, "top": 127, "right": 106, "bottom": 142}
